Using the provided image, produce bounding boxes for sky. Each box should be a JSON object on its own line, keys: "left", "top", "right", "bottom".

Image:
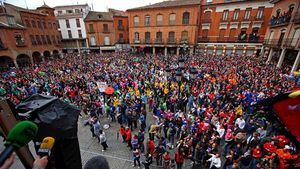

{"left": 5, "top": 0, "right": 164, "bottom": 11}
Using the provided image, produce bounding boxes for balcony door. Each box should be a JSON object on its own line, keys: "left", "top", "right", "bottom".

{"left": 168, "top": 31, "right": 175, "bottom": 42}
{"left": 291, "top": 29, "right": 300, "bottom": 46}
{"left": 156, "top": 32, "right": 162, "bottom": 42}
{"left": 104, "top": 36, "right": 110, "bottom": 45}
{"left": 145, "top": 32, "right": 150, "bottom": 43}
{"left": 219, "top": 29, "right": 226, "bottom": 41}
{"left": 229, "top": 29, "right": 236, "bottom": 41}
{"left": 278, "top": 30, "right": 285, "bottom": 45}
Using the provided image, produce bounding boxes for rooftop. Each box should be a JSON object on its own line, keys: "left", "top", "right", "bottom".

{"left": 54, "top": 4, "right": 89, "bottom": 9}
{"left": 127, "top": 0, "right": 200, "bottom": 11}
{"left": 3, "top": 3, "right": 47, "bottom": 15}
{"left": 84, "top": 11, "right": 113, "bottom": 21}
{"left": 108, "top": 8, "right": 127, "bottom": 17}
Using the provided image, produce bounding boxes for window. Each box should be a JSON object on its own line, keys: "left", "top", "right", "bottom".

{"left": 169, "top": 13, "right": 176, "bottom": 25}
{"left": 289, "top": 4, "right": 295, "bottom": 13}
{"left": 30, "top": 35, "right": 36, "bottom": 45}
{"left": 13, "top": 33, "right": 22, "bottom": 46}
{"left": 256, "top": 7, "right": 264, "bottom": 19}
{"left": 202, "top": 29, "right": 208, "bottom": 39}
{"left": 168, "top": 31, "right": 175, "bottom": 42}
{"left": 66, "top": 19, "right": 70, "bottom": 28}
{"left": 145, "top": 32, "right": 150, "bottom": 43}
{"left": 48, "top": 22, "right": 52, "bottom": 29}
{"left": 134, "top": 32, "right": 139, "bottom": 41}
{"left": 25, "top": 19, "right": 31, "bottom": 27}
{"left": 103, "top": 24, "right": 109, "bottom": 32}
{"left": 41, "top": 35, "right": 47, "bottom": 44}
{"left": 36, "top": 35, "right": 41, "bottom": 45}
{"left": 156, "top": 31, "right": 162, "bottom": 42}
{"left": 222, "top": 10, "right": 229, "bottom": 21}
{"left": 276, "top": 9, "right": 281, "bottom": 17}
{"left": 37, "top": 21, "right": 42, "bottom": 29}
{"left": 104, "top": 36, "right": 110, "bottom": 45}
{"left": 66, "top": 9, "right": 73, "bottom": 13}
{"left": 76, "top": 19, "right": 80, "bottom": 27}
{"left": 134, "top": 16, "right": 139, "bottom": 27}
{"left": 181, "top": 31, "right": 188, "bottom": 41}
{"left": 182, "top": 12, "right": 190, "bottom": 24}
{"left": 68, "top": 30, "right": 72, "bottom": 38}
{"left": 75, "top": 9, "right": 80, "bottom": 13}
{"left": 7, "top": 16, "right": 15, "bottom": 25}
{"left": 157, "top": 14, "right": 163, "bottom": 26}
{"left": 233, "top": 10, "right": 239, "bottom": 21}
{"left": 119, "top": 33, "right": 124, "bottom": 42}
{"left": 118, "top": 20, "right": 123, "bottom": 28}
{"left": 32, "top": 20, "right": 36, "bottom": 28}
{"left": 46, "top": 35, "right": 51, "bottom": 44}
{"left": 89, "top": 24, "right": 94, "bottom": 32}
{"left": 43, "top": 21, "right": 46, "bottom": 29}
{"left": 52, "top": 35, "right": 56, "bottom": 44}
{"left": 90, "top": 36, "right": 96, "bottom": 46}
{"left": 244, "top": 8, "right": 251, "bottom": 20}
{"left": 145, "top": 15, "right": 150, "bottom": 26}
{"left": 78, "top": 30, "right": 82, "bottom": 38}
{"left": 57, "top": 11, "right": 62, "bottom": 15}
{"left": 219, "top": 29, "right": 226, "bottom": 38}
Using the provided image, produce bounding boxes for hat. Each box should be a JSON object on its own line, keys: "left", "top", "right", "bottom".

{"left": 84, "top": 156, "right": 110, "bottom": 169}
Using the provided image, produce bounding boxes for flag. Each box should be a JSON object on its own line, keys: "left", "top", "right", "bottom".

{"left": 235, "top": 105, "right": 243, "bottom": 116}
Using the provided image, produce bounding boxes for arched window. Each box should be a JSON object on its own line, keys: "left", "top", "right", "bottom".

{"left": 181, "top": 31, "right": 188, "bottom": 41}
{"left": 157, "top": 14, "right": 163, "bottom": 26}
{"left": 289, "top": 4, "right": 295, "bottom": 13}
{"left": 276, "top": 9, "right": 281, "bottom": 17}
{"left": 134, "top": 16, "right": 139, "bottom": 27}
{"left": 168, "top": 31, "right": 175, "bottom": 43}
{"left": 169, "top": 13, "right": 176, "bottom": 25}
{"left": 134, "top": 32, "right": 139, "bottom": 42}
{"left": 182, "top": 12, "right": 190, "bottom": 25}
{"left": 145, "top": 15, "right": 150, "bottom": 26}
{"left": 145, "top": 32, "right": 151, "bottom": 43}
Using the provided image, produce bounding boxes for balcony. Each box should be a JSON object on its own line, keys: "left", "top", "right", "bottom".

{"left": 103, "top": 30, "right": 110, "bottom": 33}
{"left": 118, "top": 38, "right": 125, "bottom": 44}
{"left": 143, "top": 39, "right": 152, "bottom": 44}
{"left": 133, "top": 39, "right": 140, "bottom": 44}
{"left": 201, "top": 18, "right": 212, "bottom": 23}
{"left": 253, "top": 16, "right": 264, "bottom": 22}
{"left": 293, "top": 12, "right": 300, "bottom": 24}
{"left": 230, "top": 17, "right": 240, "bottom": 23}
{"left": 264, "top": 39, "right": 282, "bottom": 47}
{"left": 197, "top": 36, "right": 263, "bottom": 43}
{"left": 118, "top": 25, "right": 124, "bottom": 30}
{"left": 283, "top": 38, "right": 299, "bottom": 49}
{"left": 269, "top": 12, "right": 292, "bottom": 28}
{"left": 16, "top": 40, "right": 26, "bottom": 47}
{"left": 154, "top": 38, "right": 163, "bottom": 44}
{"left": 167, "top": 38, "right": 176, "bottom": 44}
{"left": 180, "top": 39, "right": 189, "bottom": 44}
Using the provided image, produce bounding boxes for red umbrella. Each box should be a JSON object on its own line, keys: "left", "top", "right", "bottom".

{"left": 104, "top": 87, "right": 114, "bottom": 95}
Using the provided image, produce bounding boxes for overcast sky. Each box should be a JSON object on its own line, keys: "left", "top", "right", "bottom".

{"left": 5, "top": 0, "right": 164, "bottom": 11}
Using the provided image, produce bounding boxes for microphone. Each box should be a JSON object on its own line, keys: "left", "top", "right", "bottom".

{"left": 0, "top": 121, "right": 38, "bottom": 166}
{"left": 38, "top": 137, "right": 55, "bottom": 157}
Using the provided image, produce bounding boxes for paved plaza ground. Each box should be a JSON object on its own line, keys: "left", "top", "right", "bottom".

{"left": 0, "top": 112, "right": 193, "bottom": 169}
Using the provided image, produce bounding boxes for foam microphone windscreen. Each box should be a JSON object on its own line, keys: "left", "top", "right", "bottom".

{"left": 4, "top": 121, "right": 38, "bottom": 149}
{"left": 38, "top": 137, "right": 55, "bottom": 157}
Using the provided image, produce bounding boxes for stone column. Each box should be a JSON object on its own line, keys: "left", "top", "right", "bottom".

{"left": 266, "top": 48, "right": 273, "bottom": 64}
{"left": 260, "top": 46, "right": 265, "bottom": 57}
{"left": 176, "top": 47, "right": 180, "bottom": 55}
{"left": 76, "top": 40, "right": 81, "bottom": 54}
{"left": 13, "top": 59, "right": 18, "bottom": 69}
{"left": 153, "top": 47, "right": 156, "bottom": 55}
{"left": 291, "top": 51, "right": 300, "bottom": 72}
{"left": 41, "top": 53, "right": 45, "bottom": 63}
{"left": 164, "top": 47, "right": 168, "bottom": 56}
{"left": 277, "top": 48, "right": 286, "bottom": 68}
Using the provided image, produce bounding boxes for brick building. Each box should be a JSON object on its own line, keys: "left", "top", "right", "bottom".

{"left": 0, "top": 3, "right": 61, "bottom": 68}
{"left": 109, "top": 9, "right": 130, "bottom": 51}
{"left": 263, "top": 0, "right": 300, "bottom": 72}
{"left": 127, "top": 0, "right": 200, "bottom": 55}
{"left": 197, "top": 0, "right": 273, "bottom": 56}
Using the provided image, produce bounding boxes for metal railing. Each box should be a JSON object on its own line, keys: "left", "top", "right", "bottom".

{"left": 154, "top": 38, "right": 163, "bottom": 44}
{"left": 144, "top": 39, "right": 151, "bottom": 44}
{"left": 283, "top": 38, "right": 299, "bottom": 49}
{"left": 133, "top": 39, "right": 140, "bottom": 44}
{"left": 263, "top": 39, "right": 282, "bottom": 47}
{"left": 197, "top": 37, "right": 263, "bottom": 43}
{"left": 167, "top": 38, "right": 176, "bottom": 44}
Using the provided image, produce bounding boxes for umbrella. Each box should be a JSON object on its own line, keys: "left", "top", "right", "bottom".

{"left": 105, "top": 87, "right": 114, "bottom": 95}
{"left": 15, "top": 94, "right": 80, "bottom": 140}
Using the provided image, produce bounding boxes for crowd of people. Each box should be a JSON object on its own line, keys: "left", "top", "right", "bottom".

{"left": 0, "top": 51, "right": 299, "bottom": 169}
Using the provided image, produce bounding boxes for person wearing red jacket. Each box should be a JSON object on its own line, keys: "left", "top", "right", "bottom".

{"left": 125, "top": 127, "right": 132, "bottom": 149}
{"left": 147, "top": 139, "right": 155, "bottom": 156}
{"left": 175, "top": 149, "right": 184, "bottom": 169}
{"left": 119, "top": 125, "right": 126, "bottom": 143}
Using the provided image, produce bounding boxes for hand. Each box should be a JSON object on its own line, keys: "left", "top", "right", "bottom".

{"left": 33, "top": 156, "right": 48, "bottom": 169}
{"left": 0, "top": 154, "right": 14, "bottom": 169}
